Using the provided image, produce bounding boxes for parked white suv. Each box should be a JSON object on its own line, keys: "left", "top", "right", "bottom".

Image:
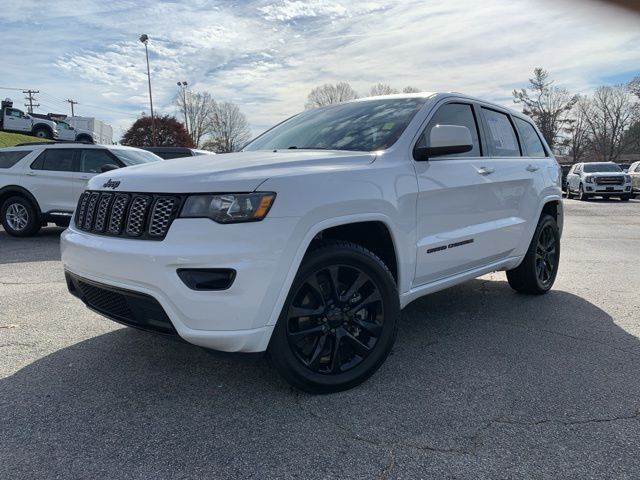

{"left": 565, "top": 162, "right": 632, "bottom": 201}
{"left": 0, "top": 143, "right": 162, "bottom": 236}
{"left": 61, "top": 93, "right": 563, "bottom": 392}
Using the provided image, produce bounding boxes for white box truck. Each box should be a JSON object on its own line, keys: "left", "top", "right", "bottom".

{"left": 66, "top": 117, "right": 114, "bottom": 144}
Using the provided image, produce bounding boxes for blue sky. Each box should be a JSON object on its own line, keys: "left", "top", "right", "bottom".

{"left": 1, "top": 0, "right": 639, "bottom": 140}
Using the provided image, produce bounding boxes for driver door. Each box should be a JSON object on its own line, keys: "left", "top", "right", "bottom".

{"left": 413, "top": 102, "right": 530, "bottom": 286}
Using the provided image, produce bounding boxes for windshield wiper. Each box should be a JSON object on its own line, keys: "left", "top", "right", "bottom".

{"left": 286, "top": 146, "right": 333, "bottom": 150}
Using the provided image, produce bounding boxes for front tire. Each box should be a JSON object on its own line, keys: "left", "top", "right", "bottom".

{"left": 1, "top": 196, "right": 41, "bottom": 237}
{"left": 268, "top": 240, "right": 400, "bottom": 393}
{"left": 620, "top": 195, "right": 631, "bottom": 202}
{"left": 506, "top": 214, "right": 560, "bottom": 295}
{"left": 33, "top": 127, "right": 52, "bottom": 139}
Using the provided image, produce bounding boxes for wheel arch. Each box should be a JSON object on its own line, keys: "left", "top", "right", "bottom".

{"left": 264, "top": 213, "right": 405, "bottom": 330}
{"left": 75, "top": 133, "right": 94, "bottom": 143}
{"left": 0, "top": 185, "right": 42, "bottom": 218}
{"left": 32, "top": 123, "right": 53, "bottom": 137}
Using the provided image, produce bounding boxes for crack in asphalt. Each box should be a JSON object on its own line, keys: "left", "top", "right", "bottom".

{"left": 0, "top": 281, "right": 64, "bottom": 286}
{"left": 296, "top": 387, "right": 640, "bottom": 479}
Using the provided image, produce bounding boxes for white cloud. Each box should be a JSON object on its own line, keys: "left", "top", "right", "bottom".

{"left": 0, "top": 0, "right": 639, "bottom": 140}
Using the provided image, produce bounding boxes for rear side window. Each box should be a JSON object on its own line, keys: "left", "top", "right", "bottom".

{"left": 0, "top": 150, "right": 31, "bottom": 168}
{"left": 514, "top": 118, "right": 546, "bottom": 158}
{"left": 417, "top": 103, "right": 481, "bottom": 157}
{"left": 31, "top": 149, "right": 76, "bottom": 172}
{"left": 481, "top": 108, "right": 521, "bottom": 157}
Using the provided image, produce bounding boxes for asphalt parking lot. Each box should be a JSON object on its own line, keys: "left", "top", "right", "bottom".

{"left": 1, "top": 198, "right": 639, "bottom": 479}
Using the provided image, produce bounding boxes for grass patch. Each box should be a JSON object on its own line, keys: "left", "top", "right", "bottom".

{"left": 0, "top": 131, "right": 52, "bottom": 148}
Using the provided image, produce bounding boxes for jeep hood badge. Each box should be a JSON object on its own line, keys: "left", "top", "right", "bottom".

{"left": 103, "top": 179, "right": 121, "bottom": 189}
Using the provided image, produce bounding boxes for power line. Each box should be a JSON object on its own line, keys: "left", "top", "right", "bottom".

{"left": 23, "top": 90, "right": 40, "bottom": 113}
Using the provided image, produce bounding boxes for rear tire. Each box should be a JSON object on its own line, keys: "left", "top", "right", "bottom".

{"left": 506, "top": 214, "right": 560, "bottom": 295}
{"left": 268, "top": 240, "right": 400, "bottom": 393}
{"left": 620, "top": 195, "right": 631, "bottom": 202}
{"left": 566, "top": 187, "right": 574, "bottom": 199}
{"left": 1, "top": 196, "right": 41, "bottom": 237}
{"left": 578, "top": 184, "right": 589, "bottom": 201}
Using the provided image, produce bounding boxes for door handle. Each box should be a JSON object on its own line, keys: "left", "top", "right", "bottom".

{"left": 526, "top": 164, "right": 539, "bottom": 172}
{"left": 477, "top": 167, "right": 495, "bottom": 176}
{"left": 79, "top": 175, "right": 91, "bottom": 180}
{"left": 26, "top": 171, "right": 36, "bottom": 176}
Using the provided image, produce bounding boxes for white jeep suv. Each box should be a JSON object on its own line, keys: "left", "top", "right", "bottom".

{"left": 0, "top": 143, "right": 162, "bottom": 236}
{"left": 565, "top": 161, "right": 632, "bottom": 201}
{"left": 61, "top": 93, "right": 563, "bottom": 392}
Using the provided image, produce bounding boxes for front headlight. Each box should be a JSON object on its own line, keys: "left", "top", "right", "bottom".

{"left": 625, "top": 175, "right": 631, "bottom": 183}
{"left": 585, "top": 176, "right": 593, "bottom": 183}
{"left": 179, "top": 192, "right": 276, "bottom": 224}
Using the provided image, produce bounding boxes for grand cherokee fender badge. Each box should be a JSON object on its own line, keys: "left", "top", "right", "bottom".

{"left": 427, "top": 238, "right": 474, "bottom": 254}
{"left": 103, "top": 179, "right": 121, "bottom": 189}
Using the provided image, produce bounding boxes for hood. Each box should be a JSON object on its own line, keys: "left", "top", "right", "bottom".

{"left": 88, "top": 149, "right": 376, "bottom": 193}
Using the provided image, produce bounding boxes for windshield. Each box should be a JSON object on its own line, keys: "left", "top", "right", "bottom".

{"left": 110, "top": 148, "right": 163, "bottom": 166}
{"left": 583, "top": 163, "right": 622, "bottom": 173}
{"left": 244, "top": 97, "right": 427, "bottom": 152}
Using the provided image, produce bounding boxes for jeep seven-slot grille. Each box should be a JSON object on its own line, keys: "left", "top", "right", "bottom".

{"left": 74, "top": 191, "right": 182, "bottom": 240}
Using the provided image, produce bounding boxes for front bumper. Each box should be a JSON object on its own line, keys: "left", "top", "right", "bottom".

{"left": 585, "top": 185, "right": 631, "bottom": 194}
{"left": 61, "top": 217, "right": 300, "bottom": 352}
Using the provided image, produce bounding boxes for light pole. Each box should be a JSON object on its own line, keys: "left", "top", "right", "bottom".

{"left": 177, "top": 81, "right": 189, "bottom": 137}
{"left": 139, "top": 34, "right": 157, "bottom": 146}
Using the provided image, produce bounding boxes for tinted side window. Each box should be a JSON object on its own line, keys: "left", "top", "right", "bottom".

{"left": 79, "top": 149, "right": 116, "bottom": 173}
{"left": 481, "top": 108, "right": 521, "bottom": 157}
{"left": 635, "top": 163, "right": 640, "bottom": 173}
{"left": 32, "top": 149, "right": 76, "bottom": 172}
{"left": 0, "top": 150, "right": 31, "bottom": 168}
{"left": 514, "top": 118, "right": 546, "bottom": 158}
{"left": 417, "top": 103, "right": 481, "bottom": 157}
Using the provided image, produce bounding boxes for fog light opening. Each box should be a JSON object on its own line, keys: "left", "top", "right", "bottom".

{"left": 177, "top": 269, "right": 236, "bottom": 291}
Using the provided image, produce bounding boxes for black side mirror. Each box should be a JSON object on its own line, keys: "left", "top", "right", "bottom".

{"left": 100, "top": 164, "right": 119, "bottom": 173}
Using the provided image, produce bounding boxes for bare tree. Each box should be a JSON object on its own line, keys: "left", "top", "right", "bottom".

{"left": 175, "top": 88, "right": 217, "bottom": 147}
{"left": 305, "top": 82, "right": 359, "bottom": 109}
{"left": 629, "top": 76, "right": 640, "bottom": 101}
{"left": 402, "top": 86, "right": 422, "bottom": 93}
{"left": 206, "top": 101, "right": 252, "bottom": 153}
{"left": 581, "top": 85, "right": 639, "bottom": 162}
{"left": 369, "top": 83, "right": 399, "bottom": 96}
{"left": 566, "top": 96, "right": 591, "bottom": 163}
{"left": 513, "top": 68, "right": 578, "bottom": 151}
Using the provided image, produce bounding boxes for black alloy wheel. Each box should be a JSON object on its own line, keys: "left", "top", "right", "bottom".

{"left": 269, "top": 240, "right": 399, "bottom": 393}
{"left": 285, "top": 264, "right": 383, "bottom": 375}
{"left": 506, "top": 214, "right": 560, "bottom": 295}
{"left": 535, "top": 223, "right": 558, "bottom": 289}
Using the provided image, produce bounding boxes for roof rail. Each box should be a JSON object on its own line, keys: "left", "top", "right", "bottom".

{"left": 13, "top": 141, "right": 95, "bottom": 147}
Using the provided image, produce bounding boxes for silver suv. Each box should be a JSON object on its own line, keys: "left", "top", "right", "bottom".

{"left": 565, "top": 162, "right": 632, "bottom": 201}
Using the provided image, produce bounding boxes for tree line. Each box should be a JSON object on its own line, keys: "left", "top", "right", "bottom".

{"left": 122, "top": 71, "right": 640, "bottom": 160}
{"left": 121, "top": 88, "right": 252, "bottom": 153}
{"left": 513, "top": 68, "right": 639, "bottom": 162}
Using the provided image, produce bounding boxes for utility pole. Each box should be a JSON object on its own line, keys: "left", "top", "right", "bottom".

{"left": 66, "top": 99, "right": 78, "bottom": 117}
{"left": 23, "top": 90, "right": 40, "bottom": 113}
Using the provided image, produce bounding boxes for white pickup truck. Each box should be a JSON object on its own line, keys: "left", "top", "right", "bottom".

{"left": 61, "top": 92, "right": 564, "bottom": 393}
{"left": 0, "top": 99, "right": 58, "bottom": 139}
